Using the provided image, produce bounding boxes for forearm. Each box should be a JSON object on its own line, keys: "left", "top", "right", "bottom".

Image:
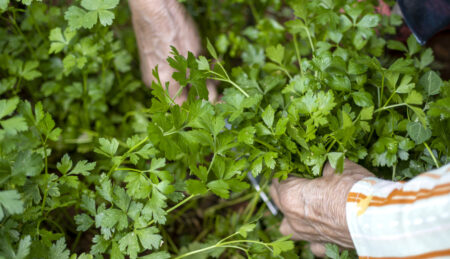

{"left": 346, "top": 164, "right": 450, "bottom": 257}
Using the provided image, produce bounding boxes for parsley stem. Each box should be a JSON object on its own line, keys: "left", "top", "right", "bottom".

{"left": 293, "top": 33, "right": 303, "bottom": 76}
{"left": 326, "top": 139, "right": 337, "bottom": 153}
{"left": 424, "top": 142, "right": 440, "bottom": 168}
{"left": 174, "top": 239, "right": 269, "bottom": 259}
{"left": 278, "top": 65, "right": 292, "bottom": 80}
{"left": 82, "top": 72, "right": 89, "bottom": 128}
{"left": 379, "top": 73, "right": 385, "bottom": 107}
{"left": 303, "top": 25, "right": 315, "bottom": 54}
{"left": 373, "top": 103, "right": 406, "bottom": 113}
{"left": 221, "top": 245, "right": 249, "bottom": 256}
{"left": 210, "top": 76, "right": 249, "bottom": 98}
{"left": 208, "top": 69, "right": 249, "bottom": 97}
{"left": 174, "top": 244, "right": 217, "bottom": 259}
{"left": 206, "top": 153, "right": 216, "bottom": 175}
{"left": 248, "top": 1, "right": 260, "bottom": 22}
{"left": 217, "top": 232, "right": 239, "bottom": 244}
{"left": 107, "top": 136, "right": 149, "bottom": 177}
{"left": 166, "top": 194, "right": 196, "bottom": 214}
{"left": 392, "top": 164, "right": 397, "bottom": 181}
{"left": 220, "top": 240, "right": 273, "bottom": 252}
{"left": 243, "top": 190, "right": 260, "bottom": 223}
{"left": 40, "top": 135, "right": 49, "bottom": 214}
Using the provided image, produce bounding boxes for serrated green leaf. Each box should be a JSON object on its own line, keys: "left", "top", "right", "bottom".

{"left": 357, "top": 14, "right": 379, "bottom": 28}
{"left": 1, "top": 116, "right": 27, "bottom": 135}
{"left": 81, "top": 195, "right": 96, "bottom": 215}
{"left": 150, "top": 158, "right": 166, "bottom": 171}
{"left": 12, "top": 150, "right": 44, "bottom": 178}
{"left": 325, "top": 243, "right": 340, "bottom": 259}
{"left": 328, "top": 152, "right": 344, "bottom": 173}
{"left": 407, "top": 35, "right": 421, "bottom": 56}
{"left": 57, "top": 154, "right": 73, "bottom": 174}
{"left": 262, "top": 105, "right": 274, "bottom": 128}
{"left": 206, "top": 39, "right": 218, "bottom": 59}
{"left": 0, "top": 97, "right": 19, "bottom": 119}
{"left": 419, "top": 48, "right": 434, "bottom": 69}
{"left": 0, "top": 0, "right": 9, "bottom": 10}
{"left": 238, "top": 223, "right": 256, "bottom": 238}
{"left": 197, "top": 56, "right": 209, "bottom": 70}
{"left": 69, "top": 160, "right": 96, "bottom": 176}
{"left": 405, "top": 90, "right": 423, "bottom": 105}
{"left": 96, "top": 138, "right": 119, "bottom": 157}
{"left": 0, "top": 190, "right": 24, "bottom": 220}
{"left": 387, "top": 40, "right": 407, "bottom": 52}
{"left": 75, "top": 213, "right": 94, "bottom": 231}
{"left": 15, "top": 235, "right": 31, "bottom": 259}
{"left": 238, "top": 126, "right": 255, "bottom": 144}
{"left": 137, "top": 227, "right": 162, "bottom": 250}
{"left": 407, "top": 121, "right": 431, "bottom": 144}
{"left": 124, "top": 171, "right": 151, "bottom": 199}
{"left": 186, "top": 179, "right": 208, "bottom": 195}
{"left": 418, "top": 70, "right": 442, "bottom": 96}
{"left": 118, "top": 232, "right": 140, "bottom": 259}
{"left": 328, "top": 74, "right": 351, "bottom": 91}
{"left": 351, "top": 91, "right": 373, "bottom": 107}
{"left": 207, "top": 180, "right": 229, "bottom": 198}
{"left": 49, "top": 238, "right": 70, "bottom": 259}
{"left": 360, "top": 106, "right": 374, "bottom": 120}
{"left": 396, "top": 75, "right": 415, "bottom": 94}
{"left": 266, "top": 44, "right": 285, "bottom": 64}
{"left": 65, "top": 6, "right": 96, "bottom": 30}
{"left": 271, "top": 237, "right": 294, "bottom": 256}
{"left": 275, "top": 117, "right": 289, "bottom": 136}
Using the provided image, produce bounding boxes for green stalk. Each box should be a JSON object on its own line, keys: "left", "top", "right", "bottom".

{"left": 373, "top": 103, "right": 407, "bottom": 113}
{"left": 40, "top": 135, "right": 49, "bottom": 214}
{"left": 293, "top": 33, "right": 303, "bottom": 76}
{"left": 107, "top": 136, "right": 149, "bottom": 177}
{"left": 303, "top": 25, "right": 315, "bottom": 54}
{"left": 174, "top": 238, "right": 272, "bottom": 259}
{"left": 392, "top": 164, "right": 396, "bottom": 181}
{"left": 424, "top": 142, "right": 440, "bottom": 168}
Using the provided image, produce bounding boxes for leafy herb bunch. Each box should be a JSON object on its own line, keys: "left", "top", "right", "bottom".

{"left": 0, "top": 0, "right": 449, "bottom": 258}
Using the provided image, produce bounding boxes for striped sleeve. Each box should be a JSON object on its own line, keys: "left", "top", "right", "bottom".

{"left": 346, "top": 164, "right": 450, "bottom": 258}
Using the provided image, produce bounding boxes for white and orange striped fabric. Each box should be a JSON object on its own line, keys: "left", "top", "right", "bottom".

{"left": 346, "top": 164, "right": 450, "bottom": 258}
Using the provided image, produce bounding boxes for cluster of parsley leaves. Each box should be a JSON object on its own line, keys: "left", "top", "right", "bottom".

{"left": 0, "top": 0, "right": 449, "bottom": 258}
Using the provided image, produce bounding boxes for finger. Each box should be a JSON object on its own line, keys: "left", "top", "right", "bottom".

{"left": 283, "top": 216, "right": 327, "bottom": 242}
{"left": 273, "top": 177, "right": 309, "bottom": 214}
{"left": 207, "top": 80, "right": 218, "bottom": 103}
{"left": 279, "top": 218, "right": 304, "bottom": 240}
{"left": 269, "top": 181, "right": 281, "bottom": 211}
{"left": 310, "top": 243, "right": 327, "bottom": 258}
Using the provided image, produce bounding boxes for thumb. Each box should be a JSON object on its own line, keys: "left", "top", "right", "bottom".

{"left": 309, "top": 243, "right": 326, "bottom": 258}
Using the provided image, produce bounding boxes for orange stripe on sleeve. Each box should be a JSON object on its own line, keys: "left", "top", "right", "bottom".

{"left": 347, "top": 183, "right": 450, "bottom": 206}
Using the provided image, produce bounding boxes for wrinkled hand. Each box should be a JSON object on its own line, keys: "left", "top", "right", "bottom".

{"left": 129, "top": 0, "right": 217, "bottom": 104}
{"left": 270, "top": 160, "right": 373, "bottom": 255}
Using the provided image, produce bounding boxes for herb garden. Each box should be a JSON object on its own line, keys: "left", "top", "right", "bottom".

{"left": 0, "top": 0, "right": 448, "bottom": 258}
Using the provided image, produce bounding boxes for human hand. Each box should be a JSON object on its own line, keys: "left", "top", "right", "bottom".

{"left": 270, "top": 160, "right": 374, "bottom": 255}
{"left": 129, "top": 0, "right": 217, "bottom": 104}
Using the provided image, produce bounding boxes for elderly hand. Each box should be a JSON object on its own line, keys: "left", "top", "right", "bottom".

{"left": 129, "top": 0, "right": 217, "bottom": 104}
{"left": 270, "top": 160, "right": 374, "bottom": 255}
